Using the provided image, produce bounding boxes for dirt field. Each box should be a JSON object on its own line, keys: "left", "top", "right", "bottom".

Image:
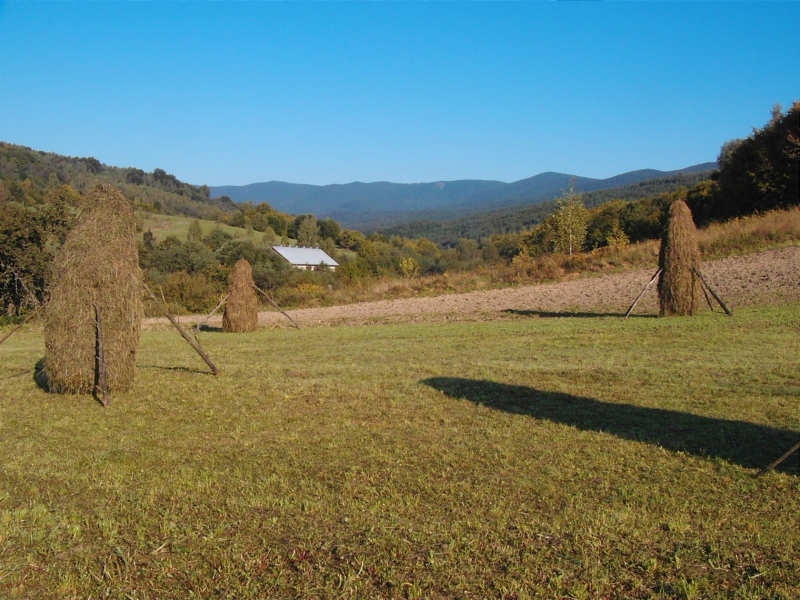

{"left": 144, "top": 246, "right": 800, "bottom": 330}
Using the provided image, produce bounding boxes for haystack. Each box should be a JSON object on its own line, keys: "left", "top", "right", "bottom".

{"left": 45, "top": 184, "right": 142, "bottom": 393}
{"left": 222, "top": 258, "right": 259, "bottom": 333}
{"left": 658, "top": 199, "right": 700, "bottom": 317}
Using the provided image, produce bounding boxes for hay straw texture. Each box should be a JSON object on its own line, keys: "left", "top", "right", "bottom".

{"left": 222, "top": 259, "right": 259, "bottom": 333}
{"left": 658, "top": 200, "right": 701, "bottom": 317}
{"left": 45, "top": 184, "right": 143, "bottom": 393}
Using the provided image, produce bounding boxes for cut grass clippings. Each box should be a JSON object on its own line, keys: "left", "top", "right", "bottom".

{"left": 1, "top": 304, "right": 799, "bottom": 598}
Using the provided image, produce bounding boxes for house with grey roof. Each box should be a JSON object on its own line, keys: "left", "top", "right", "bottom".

{"left": 272, "top": 246, "right": 339, "bottom": 271}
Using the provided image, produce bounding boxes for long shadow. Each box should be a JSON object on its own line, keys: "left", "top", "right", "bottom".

{"left": 197, "top": 324, "right": 222, "bottom": 333}
{"left": 423, "top": 377, "right": 799, "bottom": 473}
{"left": 138, "top": 365, "right": 210, "bottom": 375}
{"left": 504, "top": 309, "right": 656, "bottom": 319}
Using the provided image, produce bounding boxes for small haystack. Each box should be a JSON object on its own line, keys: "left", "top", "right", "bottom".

{"left": 222, "top": 258, "right": 259, "bottom": 333}
{"left": 45, "top": 184, "right": 143, "bottom": 393}
{"left": 658, "top": 199, "right": 700, "bottom": 317}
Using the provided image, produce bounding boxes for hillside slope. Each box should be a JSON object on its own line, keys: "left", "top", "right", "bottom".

{"left": 0, "top": 141, "right": 237, "bottom": 219}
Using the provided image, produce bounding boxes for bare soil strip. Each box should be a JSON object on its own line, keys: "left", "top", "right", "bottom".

{"left": 143, "top": 246, "right": 800, "bottom": 330}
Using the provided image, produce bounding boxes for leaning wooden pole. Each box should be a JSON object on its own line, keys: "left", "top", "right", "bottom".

{"left": 625, "top": 269, "right": 662, "bottom": 319}
{"left": 0, "top": 304, "right": 44, "bottom": 347}
{"left": 193, "top": 293, "right": 229, "bottom": 337}
{"left": 93, "top": 303, "right": 110, "bottom": 407}
{"left": 700, "top": 282, "right": 716, "bottom": 312}
{"left": 692, "top": 268, "right": 732, "bottom": 316}
{"left": 143, "top": 283, "right": 219, "bottom": 375}
{"left": 249, "top": 283, "right": 301, "bottom": 329}
{"left": 756, "top": 439, "right": 800, "bottom": 477}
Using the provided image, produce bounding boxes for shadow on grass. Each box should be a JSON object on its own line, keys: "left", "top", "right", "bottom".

{"left": 33, "top": 357, "right": 49, "bottom": 391}
{"left": 504, "top": 309, "right": 657, "bottom": 319}
{"left": 422, "top": 377, "right": 799, "bottom": 473}
{"left": 197, "top": 324, "right": 222, "bottom": 333}
{"left": 0, "top": 368, "right": 31, "bottom": 381}
{"left": 138, "top": 364, "right": 211, "bottom": 375}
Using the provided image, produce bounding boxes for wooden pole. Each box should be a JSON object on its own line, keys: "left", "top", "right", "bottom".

{"left": 625, "top": 269, "right": 661, "bottom": 319}
{"left": 93, "top": 303, "right": 110, "bottom": 407}
{"left": 700, "top": 281, "right": 715, "bottom": 312}
{"left": 193, "top": 294, "right": 229, "bottom": 337}
{"left": 0, "top": 304, "right": 44, "bottom": 347}
{"left": 756, "top": 439, "right": 800, "bottom": 476}
{"left": 249, "top": 283, "right": 301, "bottom": 329}
{"left": 692, "top": 268, "right": 732, "bottom": 316}
{"left": 142, "top": 283, "right": 219, "bottom": 375}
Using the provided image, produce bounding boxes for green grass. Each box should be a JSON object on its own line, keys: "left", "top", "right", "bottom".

{"left": 1, "top": 305, "right": 799, "bottom": 598}
{"left": 138, "top": 213, "right": 291, "bottom": 244}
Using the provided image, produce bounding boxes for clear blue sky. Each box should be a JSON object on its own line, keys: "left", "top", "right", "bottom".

{"left": 1, "top": 2, "right": 798, "bottom": 187}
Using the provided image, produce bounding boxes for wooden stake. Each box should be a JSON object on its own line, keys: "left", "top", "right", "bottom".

{"left": 700, "top": 281, "right": 715, "bottom": 312}
{"left": 93, "top": 303, "right": 110, "bottom": 407}
{"left": 692, "top": 268, "right": 732, "bottom": 315}
{"left": 0, "top": 304, "right": 44, "bottom": 347}
{"left": 143, "top": 283, "right": 219, "bottom": 375}
{"left": 625, "top": 269, "right": 661, "bottom": 318}
{"left": 193, "top": 293, "right": 229, "bottom": 337}
{"left": 249, "top": 283, "right": 301, "bottom": 329}
{"left": 756, "top": 439, "right": 800, "bottom": 476}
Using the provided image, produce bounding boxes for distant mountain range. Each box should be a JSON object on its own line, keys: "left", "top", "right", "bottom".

{"left": 212, "top": 162, "right": 717, "bottom": 231}
{"left": 377, "top": 169, "right": 719, "bottom": 245}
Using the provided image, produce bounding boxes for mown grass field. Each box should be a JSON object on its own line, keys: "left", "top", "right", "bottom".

{"left": 1, "top": 303, "right": 798, "bottom": 598}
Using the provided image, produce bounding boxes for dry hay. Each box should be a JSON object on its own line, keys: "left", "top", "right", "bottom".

{"left": 222, "top": 258, "right": 259, "bottom": 333}
{"left": 658, "top": 199, "right": 700, "bottom": 316}
{"left": 45, "top": 184, "right": 143, "bottom": 393}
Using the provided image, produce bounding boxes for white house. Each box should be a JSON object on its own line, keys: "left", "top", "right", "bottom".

{"left": 271, "top": 246, "right": 339, "bottom": 271}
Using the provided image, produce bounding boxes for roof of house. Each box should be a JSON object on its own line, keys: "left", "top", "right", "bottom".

{"left": 272, "top": 245, "right": 339, "bottom": 267}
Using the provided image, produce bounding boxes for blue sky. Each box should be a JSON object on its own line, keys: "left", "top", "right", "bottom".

{"left": 1, "top": 2, "right": 798, "bottom": 187}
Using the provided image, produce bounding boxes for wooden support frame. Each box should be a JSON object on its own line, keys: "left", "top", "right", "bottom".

{"left": 143, "top": 283, "right": 219, "bottom": 376}
{"left": 193, "top": 293, "right": 229, "bottom": 338}
{"left": 249, "top": 282, "right": 301, "bottom": 329}
{"left": 625, "top": 269, "right": 661, "bottom": 318}
{"left": 756, "top": 439, "right": 800, "bottom": 476}
{"left": 692, "top": 267, "right": 732, "bottom": 316}
{"left": 93, "top": 303, "right": 110, "bottom": 407}
{"left": 0, "top": 304, "right": 44, "bottom": 347}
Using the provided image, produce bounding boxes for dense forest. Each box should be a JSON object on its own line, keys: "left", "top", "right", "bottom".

{"left": 1, "top": 101, "right": 797, "bottom": 318}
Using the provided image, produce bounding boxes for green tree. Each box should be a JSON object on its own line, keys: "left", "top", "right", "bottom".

{"left": 203, "top": 226, "right": 233, "bottom": 251}
{"left": 550, "top": 179, "right": 589, "bottom": 257}
{"left": 187, "top": 219, "right": 203, "bottom": 243}
{"left": 295, "top": 215, "right": 319, "bottom": 246}
{"left": 691, "top": 101, "right": 800, "bottom": 224}
{"left": 318, "top": 218, "right": 341, "bottom": 243}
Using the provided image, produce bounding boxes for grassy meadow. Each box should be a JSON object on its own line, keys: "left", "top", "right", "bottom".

{"left": 138, "top": 213, "right": 279, "bottom": 244}
{"left": 1, "top": 303, "right": 799, "bottom": 598}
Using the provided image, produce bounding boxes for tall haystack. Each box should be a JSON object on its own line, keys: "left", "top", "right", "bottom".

{"left": 658, "top": 199, "right": 700, "bottom": 317}
{"left": 222, "top": 258, "right": 259, "bottom": 333}
{"left": 45, "top": 184, "right": 143, "bottom": 393}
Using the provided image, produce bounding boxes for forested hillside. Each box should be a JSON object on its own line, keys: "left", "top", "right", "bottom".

{"left": 0, "top": 142, "right": 237, "bottom": 219}
{"left": 378, "top": 169, "right": 717, "bottom": 245}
